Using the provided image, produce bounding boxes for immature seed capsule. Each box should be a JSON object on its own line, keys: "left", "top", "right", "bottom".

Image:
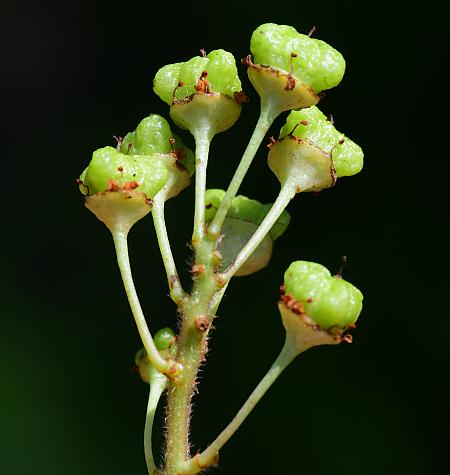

{"left": 79, "top": 146, "right": 168, "bottom": 233}
{"left": 78, "top": 115, "right": 195, "bottom": 232}
{"left": 268, "top": 106, "right": 363, "bottom": 193}
{"left": 205, "top": 190, "right": 290, "bottom": 276}
{"left": 153, "top": 50, "right": 244, "bottom": 135}
{"left": 279, "top": 260, "right": 363, "bottom": 352}
{"left": 279, "top": 106, "right": 364, "bottom": 178}
{"left": 247, "top": 23, "right": 346, "bottom": 112}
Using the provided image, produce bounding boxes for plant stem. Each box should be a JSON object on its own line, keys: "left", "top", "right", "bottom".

{"left": 181, "top": 339, "right": 298, "bottom": 474}
{"left": 112, "top": 231, "right": 171, "bottom": 374}
{"left": 207, "top": 101, "right": 279, "bottom": 238}
{"left": 152, "top": 195, "right": 186, "bottom": 304}
{"left": 145, "top": 370, "right": 167, "bottom": 474}
{"left": 192, "top": 129, "right": 213, "bottom": 244}
{"left": 220, "top": 180, "right": 297, "bottom": 282}
{"left": 164, "top": 240, "right": 221, "bottom": 475}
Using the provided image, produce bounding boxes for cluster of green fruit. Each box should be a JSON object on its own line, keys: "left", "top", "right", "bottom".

{"left": 79, "top": 22, "right": 363, "bottom": 351}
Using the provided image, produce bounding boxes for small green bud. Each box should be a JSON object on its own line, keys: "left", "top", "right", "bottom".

{"left": 153, "top": 327, "right": 176, "bottom": 352}
{"left": 283, "top": 261, "right": 363, "bottom": 330}
{"left": 205, "top": 189, "right": 290, "bottom": 276}
{"left": 153, "top": 50, "right": 244, "bottom": 136}
{"left": 134, "top": 328, "right": 176, "bottom": 384}
{"left": 268, "top": 106, "right": 363, "bottom": 192}
{"left": 279, "top": 107, "right": 363, "bottom": 178}
{"left": 250, "top": 23, "right": 345, "bottom": 94}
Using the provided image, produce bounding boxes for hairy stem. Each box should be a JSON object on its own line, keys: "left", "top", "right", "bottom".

{"left": 181, "top": 339, "right": 298, "bottom": 473}
{"left": 152, "top": 195, "right": 186, "bottom": 303}
{"left": 221, "top": 181, "right": 297, "bottom": 282}
{"left": 207, "top": 101, "right": 279, "bottom": 238}
{"left": 112, "top": 231, "right": 171, "bottom": 374}
{"left": 164, "top": 239, "right": 221, "bottom": 475}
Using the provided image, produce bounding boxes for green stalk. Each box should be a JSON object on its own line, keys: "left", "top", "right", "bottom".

{"left": 152, "top": 194, "right": 186, "bottom": 304}
{"left": 164, "top": 239, "right": 221, "bottom": 475}
{"left": 207, "top": 100, "right": 279, "bottom": 238}
{"left": 144, "top": 370, "right": 167, "bottom": 474}
{"left": 164, "top": 122, "right": 221, "bottom": 473}
{"left": 220, "top": 180, "right": 297, "bottom": 282}
{"left": 181, "top": 339, "right": 299, "bottom": 474}
{"left": 192, "top": 129, "right": 213, "bottom": 244}
{"left": 112, "top": 231, "right": 171, "bottom": 374}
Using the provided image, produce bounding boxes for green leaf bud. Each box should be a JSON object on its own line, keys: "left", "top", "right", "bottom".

{"left": 279, "top": 106, "right": 363, "bottom": 178}
{"left": 250, "top": 23, "right": 345, "bottom": 95}
{"left": 153, "top": 50, "right": 244, "bottom": 136}
{"left": 283, "top": 261, "right": 363, "bottom": 330}
{"left": 268, "top": 106, "right": 363, "bottom": 192}
{"left": 205, "top": 189, "right": 290, "bottom": 276}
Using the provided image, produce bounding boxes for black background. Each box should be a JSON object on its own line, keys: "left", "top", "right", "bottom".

{"left": 1, "top": 1, "right": 449, "bottom": 474}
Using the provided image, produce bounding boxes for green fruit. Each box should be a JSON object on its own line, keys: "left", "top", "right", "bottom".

{"left": 81, "top": 146, "right": 169, "bottom": 198}
{"left": 153, "top": 49, "right": 242, "bottom": 105}
{"left": 283, "top": 261, "right": 363, "bottom": 330}
{"left": 279, "top": 106, "right": 363, "bottom": 178}
{"left": 120, "top": 114, "right": 195, "bottom": 177}
{"left": 251, "top": 23, "right": 345, "bottom": 94}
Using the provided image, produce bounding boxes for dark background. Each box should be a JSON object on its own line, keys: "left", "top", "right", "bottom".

{"left": 1, "top": 1, "right": 449, "bottom": 474}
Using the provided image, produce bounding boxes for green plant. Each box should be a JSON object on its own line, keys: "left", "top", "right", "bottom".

{"left": 78, "top": 22, "right": 364, "bottom": 475}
